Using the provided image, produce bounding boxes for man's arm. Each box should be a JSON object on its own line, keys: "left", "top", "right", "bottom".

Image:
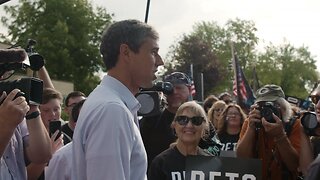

{"left": 24, "top": 105, "right": 52, "bottom": 163}
{"left": 237, "top": 105, "right": 263, "bottom": 158}
{"left": 0, "top": 90, "right": 29, "bottom": 156}
{"left": 84, "top": 105, "right": 135, "bottom": 179}
{"left": 299, "top": 124, "right": 314, "bottom": 176}
{"left": 37, "top": 66, "right": 54, "bottom": 89}
{"left": 263, "top": 114, "right": 299, "bottom": 171}
{"left": 236, "top": 119, "right": 256, "bottom": 157}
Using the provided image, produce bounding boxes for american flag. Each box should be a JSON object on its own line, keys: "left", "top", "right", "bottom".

{"left": 232, "top": 53, "right": 255, "bottom": 111}
{"left": 190, "top": 80, "right": 196, "bottom": 96}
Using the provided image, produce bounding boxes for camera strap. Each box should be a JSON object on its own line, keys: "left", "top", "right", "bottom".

{"left": 284, "top": 116, "right": 298, "bottom": 137}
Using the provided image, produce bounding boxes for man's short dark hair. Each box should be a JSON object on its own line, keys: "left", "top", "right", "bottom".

{"left": 99, "top": 19, "right": 159, "bottom": 70}
{"left": 72, "top": 99, "right": 86, "bottom": 123}
{"left": 65, "top": 91, "right": 86, "bottom": 107}
{"left": 42, "top": 88, "right": 63, "bottom": 104}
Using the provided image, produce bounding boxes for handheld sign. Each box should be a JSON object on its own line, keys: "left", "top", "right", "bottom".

{"left": 185, "top": 156, "right": 262, "bottom": 180}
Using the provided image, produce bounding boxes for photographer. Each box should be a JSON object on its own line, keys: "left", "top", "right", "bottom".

{"left": 236, "top": 84, "right": 301, "bottom": 180}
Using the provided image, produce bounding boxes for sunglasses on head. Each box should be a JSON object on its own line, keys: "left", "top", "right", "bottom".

{"left": 311, "top": 95, "right": 320, "bottom": 104}
{"left": 175, "top": 116, "right": 204, "bottom": 126}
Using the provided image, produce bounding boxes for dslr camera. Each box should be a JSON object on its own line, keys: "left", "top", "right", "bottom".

{"left": 136, "top": 81, "right": 173, "bottom": 117}
{"left": 257, "top": 101, "right": 281, "bottom": 123}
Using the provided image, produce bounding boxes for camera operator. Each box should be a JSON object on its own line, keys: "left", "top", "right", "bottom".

{"left": 140, "top": 72, "right": 193, "bottom": 170}
{"left": 0, "top": 89, "right": 52, "bottom": 180}
{"left": 0, "top": 48, "right": 52, "bottom": 179}
{"left": 236, "top": 84, "right": 301, "bottom": 180}
{"left": 300, "top": 83, "right": 320, "bottom": 179}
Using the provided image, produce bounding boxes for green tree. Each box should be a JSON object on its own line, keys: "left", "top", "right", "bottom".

{"left": 256, "top": 42, "right": 318, "bottom": 98}
{"left": 165, "top": 18, "right": 318, "bottom": 100}
{"left": 165, "top": 18, "right": 259, "bottom": 99}
{"left": 1, "top": 0, "right": 113, "bottom": 95}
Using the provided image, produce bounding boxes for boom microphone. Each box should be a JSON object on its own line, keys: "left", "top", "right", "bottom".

{"left": 0, "top": 49, "right": 27, "bottom": 63}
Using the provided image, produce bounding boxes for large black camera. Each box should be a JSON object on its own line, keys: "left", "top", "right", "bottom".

{"left": 136, "top": 81, "right": 173, "bottom": 117}
{"left": 258, "top": 101, "right": 281, "bottom": 123}
{"left": 0, "top": 78, "right": 43, "bottom": 105}
{"left": 300, "top": 111, "right": 319, "bottom": 136}
{"left": 0, "top": 40, "right": 44, "bottom": 105}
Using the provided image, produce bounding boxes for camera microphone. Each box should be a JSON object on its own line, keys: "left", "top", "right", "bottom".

{"left": 0, "top": 49, "right": 27, "bottom": 63}
{"left": 142, "top": 81, "right": 173, "bottom": 95}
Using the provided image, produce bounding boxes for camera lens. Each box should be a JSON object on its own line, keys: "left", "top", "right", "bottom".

{"left": 301, "top": 112, "right": 318, "bottom": 129}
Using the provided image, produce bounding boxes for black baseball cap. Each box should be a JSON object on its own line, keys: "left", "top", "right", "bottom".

{"left": 164, "top": 72, "right": 191, "bottom": 86}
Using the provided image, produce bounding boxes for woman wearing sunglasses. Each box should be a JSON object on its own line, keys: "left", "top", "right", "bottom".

{"left": 148, "top": 101, "right": 212, "bottom": 180}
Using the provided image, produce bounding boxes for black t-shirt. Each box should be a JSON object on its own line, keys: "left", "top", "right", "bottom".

{"left": 61, "top": 123, "right": 73, "bottom": 145}
{"left": 140, "top": 108, "right": 176, "bottom": 169}
{"left": 148, "top": 146, "right": 211, "bottom": 180}
{"left": 217, "top": 132, "right": 239, "bottom": 151}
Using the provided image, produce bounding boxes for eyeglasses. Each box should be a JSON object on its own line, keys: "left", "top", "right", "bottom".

{"left": 226, "top": 112, "right": 240, "bottom": 117}
{"left": 175, "top": 116, "right": 205, "bottom": 126}
{"left": 311, "top": 95, "right": 320, "bottom": 104}
{"left": 213, "top": 108, "right": 224, "bottom": 112}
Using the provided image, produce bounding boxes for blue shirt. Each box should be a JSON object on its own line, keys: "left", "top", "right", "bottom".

{"left": 72, "top": 75, "right": 147, "bottom": 180}
{"left": 0, "top": 120, "right": 29, "bottom": 180}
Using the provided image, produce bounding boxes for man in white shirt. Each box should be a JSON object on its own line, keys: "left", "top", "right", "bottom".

{"left": 71, "top": 19, "right": 164, "bottom": 180}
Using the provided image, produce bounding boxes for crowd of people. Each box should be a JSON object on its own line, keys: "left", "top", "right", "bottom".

{"left": 1, "top": 19, "right": 320, "bottom": 180}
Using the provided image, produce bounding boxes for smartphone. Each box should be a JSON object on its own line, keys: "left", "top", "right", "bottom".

{"left": 49, "top": 121, "right": 61, "bottom": 141}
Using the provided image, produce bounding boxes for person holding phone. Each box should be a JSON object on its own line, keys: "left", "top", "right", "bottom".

{"left": 46, "top": 99, "right": 86, "bottom": 180}
{"left": 26, "top": 88, "right": 64, "bottom": 180}
{"left": 72, "top": 20, "right": 164, "bottom": 180}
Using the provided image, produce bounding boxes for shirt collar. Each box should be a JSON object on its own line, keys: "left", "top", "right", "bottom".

{"left": 101, "top": 75, "right": 141, "bottom": 113}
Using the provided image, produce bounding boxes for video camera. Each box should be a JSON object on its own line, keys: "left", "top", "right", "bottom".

{"left": 300, "top": 111, "right": 319, "bottom": 136}
{"left": 136, "top": 81, "right": 173, "bottom": 117}
{"left": 0, "top": 39, "right": 44, "bottom": 105}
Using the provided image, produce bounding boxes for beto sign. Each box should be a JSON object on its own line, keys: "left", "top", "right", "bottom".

{"left": 185, "top": 156, "right": 261, "bottom": 180}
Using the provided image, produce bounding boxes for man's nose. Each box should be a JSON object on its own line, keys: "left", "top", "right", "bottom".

{"left": 156, "top": 54, "right": 164, "bottom": 66}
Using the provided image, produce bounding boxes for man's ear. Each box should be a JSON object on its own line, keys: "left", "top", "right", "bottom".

{"left": 119, "top": 44, "right": 130, "bottom": 57}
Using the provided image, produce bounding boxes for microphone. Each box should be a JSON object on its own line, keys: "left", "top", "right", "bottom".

{"left": 141, "top": 81, "right": 173, "bottom": 95}
{"left": 0, "top": 49, "right": 27, "bottom": 64}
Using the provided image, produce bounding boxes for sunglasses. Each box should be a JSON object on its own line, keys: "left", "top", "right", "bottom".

{"left": 311, "top": 95, "right": 320, "bottom": 104}
{"left": 175, "top": 116, "right": 205, "bottom": 126}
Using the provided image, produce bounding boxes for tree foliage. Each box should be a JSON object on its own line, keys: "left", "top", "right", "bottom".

{"left": 1, "top": 0, "right": 113, "bottom": 95}
{"left": 256, "top": 42, "right": 318, "bottom": 98}
{"left": 165, "top": 19, "right": 259, "bottom": 99}
{"left": 165, "top": 18, "right": 318, "bottom": 100}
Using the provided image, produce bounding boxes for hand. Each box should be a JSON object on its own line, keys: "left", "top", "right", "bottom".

{"left": 247, "top": 104, "right": 262, "bottom": 129}
{"left": 262, "top": 113, "right": 286, "bottom": 139}
{"left": 0, "top": 89, "right": 30, "bottom": 127}
{"left": 50, "top": 130, "right": 64, "bottom": 154}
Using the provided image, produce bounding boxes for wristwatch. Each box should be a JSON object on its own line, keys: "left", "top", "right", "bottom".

{"left": 26, "top": 111, "right": 40, "bottom": 120}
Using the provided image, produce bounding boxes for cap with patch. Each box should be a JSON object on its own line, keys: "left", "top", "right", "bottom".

{"left": 255, "top": 84, "right": 285, "bottom": 103}
{"left": 164, "top": 72, "right": 191, "bottom": 86}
